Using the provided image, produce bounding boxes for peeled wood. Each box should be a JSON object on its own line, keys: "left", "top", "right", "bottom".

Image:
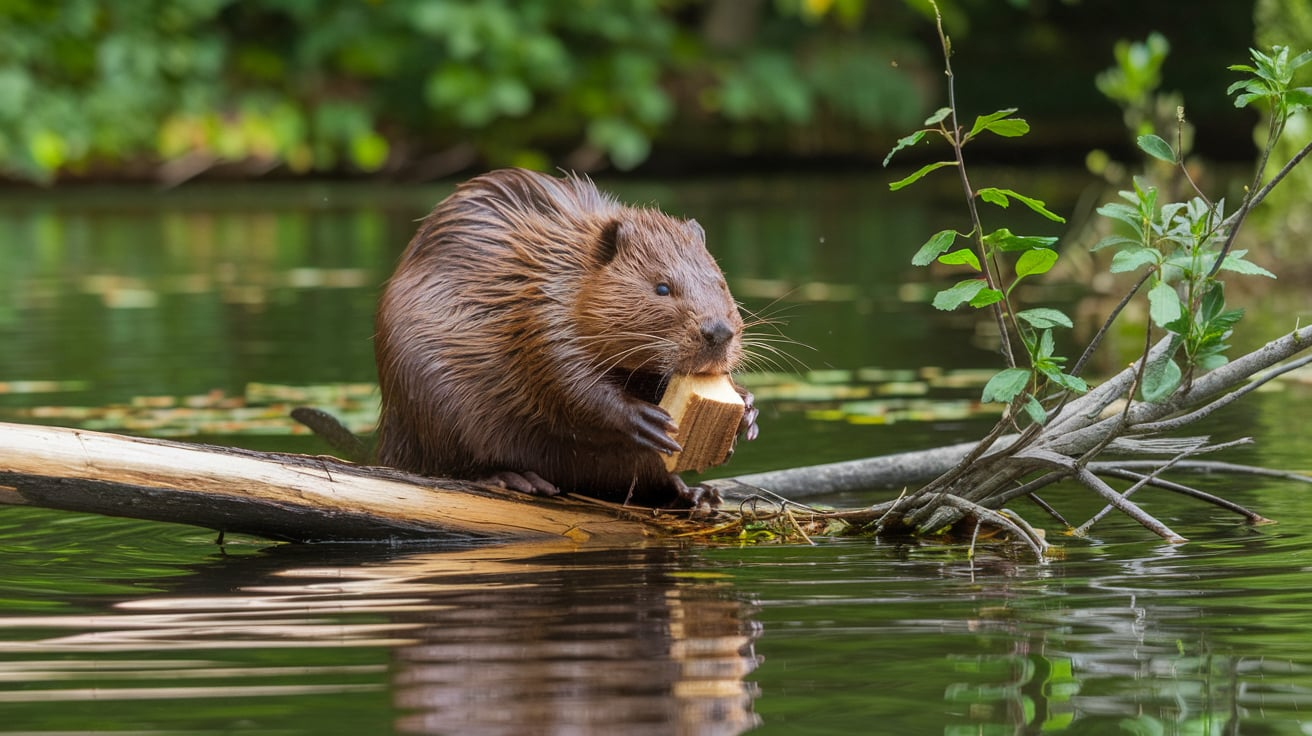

{"left": 0, "top": 421, "right": 652, "bottom": 545}
{"left": 659, "top": 373, "right": 745, "bottom": 473}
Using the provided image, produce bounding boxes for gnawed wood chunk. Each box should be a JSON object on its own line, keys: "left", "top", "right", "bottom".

{"left": 659, "top": 374, "right": 745, "bottom": 473}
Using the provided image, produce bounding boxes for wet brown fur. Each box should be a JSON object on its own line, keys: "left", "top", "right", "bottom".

{"left": 374, "top": 168, "right": 743, "bottom": 505}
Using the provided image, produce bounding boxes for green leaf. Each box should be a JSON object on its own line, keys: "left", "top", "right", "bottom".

{"left": 1036, "top": 328, "right": 1056, "bottom": 360}
{"left": 883, "top": 130, "right": 926, "bottom": 167}
{"left": 1016, "top": 308, "right": 1073, "bottom": 329}
{"left": 1217, "top": 254, "right": 1276, "bottom": 278}
{"left": 932, "top": 279, "right": 988, "bottom": 310}
{"left": 1015, "top": 248, "right": 1059, "bottom": 278}
{"left": 1136, "top": 134, "right": 1176, "bottom": 163}
{"left": 1022, "top": 395, "right": 1047, "bottom": 425}
{"left": 1096, "top": 201, "right": 1145, "bottom": 234}
{"left": 1109, "top": 247, "right": 1158, "bottom": 273}
{"left": 981, "top": 367, "right": 1031, "bottom": 404}
{"left": 1041, "top": 369, "right": 1088, "bottom": 394}
{"left": 969, "top": 287, "right": 1004, "bottom": 307}
{"left": 1141, "top": 357, "right": 1182, "bottom": 403}
{"left": 1092, "top": 235, "right": 1141, "bottom": 252}
{"left": 982, "top": 228, "right": 1059, "bottom": 251}
{"left": 1234, "top": 91, "right": 1266, "bottom": 109}
{"left": 889, "top": 161, "right": 957, "bottom": 191}
{"left": 982, "top": 118, "right": 1030, "bottom": 137}
{"left": 967, "top": 108, "right": 1018, "bottom": 139}
{"left": 924, "top": 107, "right": 952, "bottom": 125}
{"left": 938, "top": 249, "right": 981, "bottom": 271}
{"left": 978, "top": 188, "right": 1008, "bottom": 208}
{"left": 1199, "top": 282, "right": 1225, "bottom": 322}
{"left": 1148, "top": 281, "right": 1184, "bottom": 330}
{"left": 911, "top": 229, "right": 959, "bottom": 266}
{"left": 1287, "top": 87, "right": 1312, "bottom": 111}
{"left": 976, "top": 187, "right": 1066, "bottom": 223}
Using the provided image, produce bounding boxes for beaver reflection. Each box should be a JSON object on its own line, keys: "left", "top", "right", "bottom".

{"left": 390, "top": 546, "right": 761, "bottom": 736}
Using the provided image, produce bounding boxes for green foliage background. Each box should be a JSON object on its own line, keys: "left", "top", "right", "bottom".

{"left": 0, "top": 0, "right": 931, "bottom": 182}
{"left": 0, "top": 0, "right": 1269, "bottom": 182}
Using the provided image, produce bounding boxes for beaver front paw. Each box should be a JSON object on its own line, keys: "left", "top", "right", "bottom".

{"left": 735, "top": 384, "right": 760, "bottom": 442}
{"left": 621, "top": 398, "right": 683, "bottom": 456}
{"left": 485, "top": 470, "right": 560, "bottom": 496}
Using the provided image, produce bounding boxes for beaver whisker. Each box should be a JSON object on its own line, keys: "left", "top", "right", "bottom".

{"left": 578, "top": 343, "right": 673, "bottom": 396}
{"left": 739, "top": 328, "right": 812, "bottom": 371}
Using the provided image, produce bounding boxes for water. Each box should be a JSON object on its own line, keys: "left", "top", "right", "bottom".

{"left": 1, "top": 175, "right": 1311, "bottom": 734}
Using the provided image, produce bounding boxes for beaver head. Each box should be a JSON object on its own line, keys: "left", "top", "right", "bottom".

{"left": 573, "top": 210, "right": 743, "bottom": 382}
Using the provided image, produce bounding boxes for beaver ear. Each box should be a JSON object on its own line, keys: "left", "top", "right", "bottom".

{"left": 686, "top": 218, "right": 705, "bottom": 242}
{"left": 596, "top": 219, "right": 627, "bottom": 265}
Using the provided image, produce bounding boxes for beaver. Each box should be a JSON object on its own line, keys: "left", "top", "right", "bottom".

{"left": 374, "top": 168, "right": 757, "bottom": 507}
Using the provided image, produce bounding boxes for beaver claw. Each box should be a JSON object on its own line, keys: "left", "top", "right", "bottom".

{"left": 735, "top": 384, "right": 760, "bottom": 442}
{"left": 485, "top": 470, "right": 561, "bottom": 496}
{"left": 623, "top": 399, "right": 682, "bottom": 456}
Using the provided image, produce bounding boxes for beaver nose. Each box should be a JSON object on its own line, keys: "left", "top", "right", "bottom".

{"left": 700, "top": 318, "right": 735, "bottom": 348}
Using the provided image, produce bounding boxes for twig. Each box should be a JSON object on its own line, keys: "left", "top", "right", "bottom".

{"left": 784, "top": 506, "right": 816, "bottom": 546}
{"left": 1020, "top": 448, "right": 1185, "bottom": 542}
{"left": 1069, "top": 269, "right": 1155, "bottom": 379}
{"left": 1088, "top": 459, "right": 1312, "bottom": 483}
{"left": 1074, "top": 437, "right": 1252, "bottom": 533}
{"left": 932, "top": 3, "right": 1016, "bottom": 368}
{"left": 934, "top": 493, "right": 1049, "bottom": 559}
{"left": 1095, "top": 468, "right": 1271, "bottom": 523}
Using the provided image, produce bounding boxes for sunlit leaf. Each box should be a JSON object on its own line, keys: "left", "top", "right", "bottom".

{"left": 883, "top": 129, "right": 926, "bottom": 167}
{"left": 982, "top": 118, "right": 1030, "bottom": 137}
{"left": 938, "top": 248, "right": 981, "bottom": 271}
{"left": 1136, "top": 134, "right": 1176, "bottom": 163}
{"left": 924, "top": 107, "right": 952, "bottom": 125}
{"left": 967, "top": 108, "right": 1018, "bottom": 139}
{"left": 932, "top": 279, "right": 987, "bottom": 310}
{"left": 978, "top": 187, "right": 1009, "bottom": 208}
{"left": 983, "top": 228, "right": 1059, "bottom": 251}
{"left": 969, "top": 287, "right": 1004, "bottom": 307}
{"left": 889, "top": 161, "right": 957, "bottom": 191}
{"left": 911, "top": 229, "right": 958, "bottom": 266}
{"left": 976, "top": 187, "right": 1066, "bottom": 223}
{"left": 1015, "top": 248, "right": 1058, "bottom": 278}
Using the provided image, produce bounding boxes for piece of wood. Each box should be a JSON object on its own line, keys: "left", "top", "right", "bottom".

{"left": 659, "top": 374, "right": 745, "bottom": 473}
{"left": 0, "top": 421, "right": 653, "bottom": 545}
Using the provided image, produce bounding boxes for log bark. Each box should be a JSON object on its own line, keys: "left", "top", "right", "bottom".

{"left": 0, "top": 421, "right": 653, "bottom": 545}
{"left": 3, "top": 325, "right": 1309, "bottom": 550}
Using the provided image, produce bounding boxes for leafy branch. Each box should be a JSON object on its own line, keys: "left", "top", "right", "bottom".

{"left": 866, "top": 7, "right": 1312, "bottom": 549}
{"left": 883, "top": 1, "right": 1080, "bottom": 428}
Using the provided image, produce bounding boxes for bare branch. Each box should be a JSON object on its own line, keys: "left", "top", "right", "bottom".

{"left": 1019, "top": 448, "right": 1186, "bottom": 542}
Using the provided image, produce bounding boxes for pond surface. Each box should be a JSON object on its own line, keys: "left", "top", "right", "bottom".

{"left": 1, "top": 174, "right": 1311, "bottom": 734}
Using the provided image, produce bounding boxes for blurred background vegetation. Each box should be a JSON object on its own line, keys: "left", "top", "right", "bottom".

{"left": 0, "top": 0, "right": 1300, "bottom": 185}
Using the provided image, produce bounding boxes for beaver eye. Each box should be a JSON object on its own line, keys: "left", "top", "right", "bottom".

{"left": 654, "top": 282, "right": 671, "bottom": 297}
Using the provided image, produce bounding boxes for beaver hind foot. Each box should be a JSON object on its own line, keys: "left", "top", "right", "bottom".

{"left": 485, "top": 470, "right": 561, "bottom": 496}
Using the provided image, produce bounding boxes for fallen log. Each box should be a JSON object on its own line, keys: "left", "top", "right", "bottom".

{"left": 0, "top": 421, "right": 657, "bottom": 545}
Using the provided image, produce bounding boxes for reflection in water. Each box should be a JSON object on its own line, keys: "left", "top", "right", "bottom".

{"left": 0, "top": 541, "right": 761, "bottom": 735}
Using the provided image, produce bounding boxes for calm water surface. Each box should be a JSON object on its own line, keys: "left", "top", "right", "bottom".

{"left": 1, "top": 176, "right": 1311, "bottom": 734}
